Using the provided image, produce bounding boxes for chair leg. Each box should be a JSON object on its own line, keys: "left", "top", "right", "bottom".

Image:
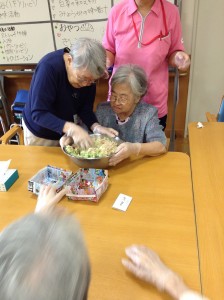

{"left": 0, "top": 115, "right": 7, "bottom": 134}
{"left": 0, "top": 82, "right": 12, "bottom": 129}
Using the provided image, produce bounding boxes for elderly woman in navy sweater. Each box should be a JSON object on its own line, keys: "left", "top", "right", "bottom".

{"left": 22, "top": 38, "right": 117, "bottom": 147}
{"left": 95, "top": 64, "right": 167, "bottom": 166}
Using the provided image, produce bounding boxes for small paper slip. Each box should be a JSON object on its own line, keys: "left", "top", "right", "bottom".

{"left": 197, "top": 122, "right": 204, "bottom": 128}
{"left": 112, "top": 193, "right": 132, "bottom": 212}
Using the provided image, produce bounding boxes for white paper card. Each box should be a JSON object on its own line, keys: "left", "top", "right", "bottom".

{"left": 112, "top": 193, "right": 132, "bottom": 212}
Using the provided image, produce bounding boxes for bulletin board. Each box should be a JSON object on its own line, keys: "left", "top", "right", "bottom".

{"left": 0, "top": 0, "right": 175, "bottom": 65}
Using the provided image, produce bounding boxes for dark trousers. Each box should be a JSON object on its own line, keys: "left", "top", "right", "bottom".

{"left": 159, "top": 115, "right": 167, "bottom": 131}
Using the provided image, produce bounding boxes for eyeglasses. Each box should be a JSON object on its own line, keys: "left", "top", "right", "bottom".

{"left": 110, "top": 93, "right": 129, "bottom": 105}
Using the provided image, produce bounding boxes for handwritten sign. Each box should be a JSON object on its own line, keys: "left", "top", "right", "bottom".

{"left": 1, "top": 23, "right": 54, "bottom": 64}
{"left": 0, "top": 0, "right": 176, "bottom": 65}
{"left": 54, "top": 21, "right": 107, "bottom": 49}
{"left": 0, "top": 0, "right": 112, "bottom": 64}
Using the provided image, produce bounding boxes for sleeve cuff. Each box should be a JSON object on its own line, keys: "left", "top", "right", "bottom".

{"left": 179, "top": 291, "right": 209, "bottom": 300}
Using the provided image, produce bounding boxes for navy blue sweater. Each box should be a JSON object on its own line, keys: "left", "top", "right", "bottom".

{"left": 23, "top": 49, "right": 98, "bottom": 140}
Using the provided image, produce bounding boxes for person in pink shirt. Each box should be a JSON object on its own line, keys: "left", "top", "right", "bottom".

{"left": 103, "top": 0, "right": 190, "bottom": 129}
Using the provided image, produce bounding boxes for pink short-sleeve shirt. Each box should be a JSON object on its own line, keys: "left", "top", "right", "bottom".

{"left": 103, "top": 0, "right": 185, "bottom": 118}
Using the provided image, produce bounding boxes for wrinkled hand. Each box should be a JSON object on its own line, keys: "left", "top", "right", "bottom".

{"left": 122, "top": 245, "right": 173, "bottom": 291}
{"left": 66, "top": 123, "right": 92, "bottom": 149}
{"left": 59, "top": 134, "right": 74, "bottom": 148}
{"left": 35, "top": 185, "right": 67, "bottom": 214}
{"left": 174, "top": 51, "right": 190, "bottom": 71}
{"left": 109, "top": 142, "right": 141, "bottom": 166}
{"left": 93, "top": 124, "right": 118, "bottom": 138}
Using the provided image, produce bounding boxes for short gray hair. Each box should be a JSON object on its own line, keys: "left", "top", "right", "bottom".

{"left": 0, "top": 212, "right": 90, "bottom": 300}
{"left": 70, "top": 37, "right": 106, "bottom": 78}
{"left": 111, "top": 64, "right": 148, "bottom": 99}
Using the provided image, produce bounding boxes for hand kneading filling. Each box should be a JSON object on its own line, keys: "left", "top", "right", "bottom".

{"left": 65, "top": 136, "right": 118, "bottom": 159}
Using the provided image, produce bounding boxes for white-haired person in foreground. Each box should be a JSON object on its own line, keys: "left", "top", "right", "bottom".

{"left": 0, "top": 186, "right": 90, "bottom": 300}
{"left": 0, "top": 186, "right": 209, "bottom": 300}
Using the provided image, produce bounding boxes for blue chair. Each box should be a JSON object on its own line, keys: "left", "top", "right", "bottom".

{"left": 217, "top": 98, "right": 224, "bottom": 122}
{"left": 11, "top": 89, "right": 29, "bottom": 124}
{"left": 206, "top": 96, "right": 224, "bottom": 122}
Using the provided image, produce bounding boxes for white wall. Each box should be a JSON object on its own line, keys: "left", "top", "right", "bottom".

{"left": 185, "top": 0, "right": 224, "bottom": 130}
{"left": 181, "top": 0, "right": 194, "bottom": 54}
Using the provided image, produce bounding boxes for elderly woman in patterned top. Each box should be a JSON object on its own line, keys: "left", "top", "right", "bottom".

{"left": 95, "top": 64, "right": 167, "bottom": 166}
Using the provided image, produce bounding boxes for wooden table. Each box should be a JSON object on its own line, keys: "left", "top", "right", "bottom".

{"left": 189, "top": 122, "right": 224, "bottom": 300}
{"left": 0, "top": 145, "right": 200, "bottom": 300}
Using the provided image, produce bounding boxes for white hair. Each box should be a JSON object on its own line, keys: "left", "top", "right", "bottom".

{"left": 70, "top": 37, "right": 106, "bottom": 78}
{"left": 111, "top": 64, "right": 148, "bottom": 99}
{"left": 0, "top": 212, "right": 90, "bottom": 300}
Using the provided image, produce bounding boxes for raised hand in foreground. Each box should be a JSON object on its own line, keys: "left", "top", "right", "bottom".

{"left": 35, "top": 185, "right": 67, "bottom": 214}
{"left": 122, "top": 245, "right": 209, "bottom": 300}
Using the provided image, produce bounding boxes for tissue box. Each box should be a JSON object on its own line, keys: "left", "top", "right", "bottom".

{"left": 0, "top": 169, "right": 19, "bottom": 191}
{"left": 66, "top": 168, "right": 108, "bottom": 202}
{"left": 28, "top": 165, "right": 73, "bottom": 195}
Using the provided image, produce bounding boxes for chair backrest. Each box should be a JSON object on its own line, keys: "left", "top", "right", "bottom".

{"left": 205, "top": 111, "right": 217, "bottom": 122}
{"left": 205, "top": 95, "right": 224, "bottom": 122}
{"left": 0, "top": 124, "right": 24, "bottom": 145}
{"left": 217, "top": 97, "right": 224, "bottom": 122}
